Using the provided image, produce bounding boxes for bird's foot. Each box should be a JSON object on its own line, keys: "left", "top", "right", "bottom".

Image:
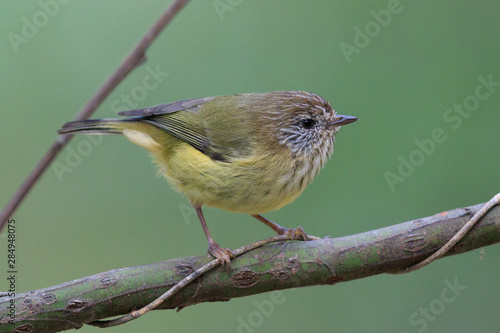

{"left": 278, "top": 226, "right": 311, "bottom": 241}
{"left": 208, "top": 241, "right": 235, "bottom": 265}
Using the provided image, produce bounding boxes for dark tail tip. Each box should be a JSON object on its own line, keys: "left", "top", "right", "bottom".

{"left": 58, "top": 119, "right": 123, "bottom": 135}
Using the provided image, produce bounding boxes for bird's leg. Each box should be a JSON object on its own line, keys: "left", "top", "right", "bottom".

{"left": 194, "top": 205, "right": 234, "bottom": 265}
{"left": 251, "top": 214, "right": 311, "bottom": 241}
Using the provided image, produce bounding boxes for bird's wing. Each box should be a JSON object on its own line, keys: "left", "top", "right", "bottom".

{"left": 120, "top": 96, "right": 253, "bottom": 162}
{"left": 118, "top": 97, "right": 216, "bottom": 117}
{"left": 143, "top": 112, "right": 211, "bottom": 157}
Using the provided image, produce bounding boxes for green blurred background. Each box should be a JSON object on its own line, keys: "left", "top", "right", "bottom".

{"left": 1, "top": 1, "right": 500, "bottom": 332}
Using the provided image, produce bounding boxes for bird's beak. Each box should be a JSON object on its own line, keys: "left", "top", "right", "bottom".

{"left": 329, "top": 114, "right": 358, "bottom": 128}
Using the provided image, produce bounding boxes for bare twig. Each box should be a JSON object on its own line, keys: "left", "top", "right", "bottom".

{"left": 0, "top": 0, "right": 191, "bottom": 232}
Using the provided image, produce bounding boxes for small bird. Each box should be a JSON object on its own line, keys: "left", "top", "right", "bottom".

{"left": 59, "top": 91, "right": 357, "bottom": 264}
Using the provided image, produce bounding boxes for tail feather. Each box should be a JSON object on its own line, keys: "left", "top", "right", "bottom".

{"left": 58, "top": 119, "right": 128, "bottom": 135}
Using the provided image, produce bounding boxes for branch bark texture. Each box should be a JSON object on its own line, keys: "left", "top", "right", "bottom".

{"left": 1, "top": 202, "right": 499, "bottom": 332}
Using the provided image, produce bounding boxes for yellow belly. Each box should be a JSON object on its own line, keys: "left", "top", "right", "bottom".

{"left": 122, "top": 125, "right": 316, "bottom": 214}
{"left": 154, "top": 142, "right": 311, "bottom": 214}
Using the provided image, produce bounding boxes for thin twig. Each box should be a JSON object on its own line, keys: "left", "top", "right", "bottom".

{"left": 88, "top": 235, "right": 292, "bottom": 328}
{"left": 0, "top": 0, "right": 192, "bottom": 232}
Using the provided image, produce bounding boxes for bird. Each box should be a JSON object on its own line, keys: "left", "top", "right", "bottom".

{"left": 58, "top": 91, "right": 357, "bottom": 264}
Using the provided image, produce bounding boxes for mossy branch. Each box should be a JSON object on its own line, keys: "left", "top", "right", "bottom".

{"left": 1, "top": 202, "right": 499, "bottom": 332}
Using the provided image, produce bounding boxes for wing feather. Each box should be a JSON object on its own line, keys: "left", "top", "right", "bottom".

{"left": 142, "top": 116, "right": 207, "bottom": 153}
{"left": 118, "top": 95, "right": 252, "bottom": 162}
{"left": 118, "top": 97, "right": 216, "bottom": 117}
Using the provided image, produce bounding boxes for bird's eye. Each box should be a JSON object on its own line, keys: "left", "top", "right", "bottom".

{"left": 300, "top": 118, "right": 315, "bottom": 129}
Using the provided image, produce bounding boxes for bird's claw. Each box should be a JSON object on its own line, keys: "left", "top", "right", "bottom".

{"left": 280, "top": 226, "right": 311, "bottom": 241}
{"left": 208, "top": 242, "right": 235, "bottom": 265}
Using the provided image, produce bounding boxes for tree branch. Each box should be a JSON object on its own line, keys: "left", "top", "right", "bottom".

{"left": 0, "top": 0, "right": 191, "bottom": 232}
{"left": 1, "top": 201, "right": 499, "bottom": 332}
